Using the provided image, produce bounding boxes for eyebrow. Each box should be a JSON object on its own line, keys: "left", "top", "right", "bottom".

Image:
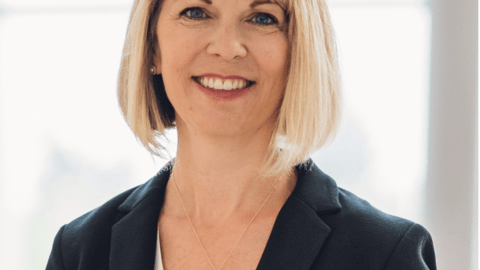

{"left": 196, "top": 0, "right": 275, "bottom": 9}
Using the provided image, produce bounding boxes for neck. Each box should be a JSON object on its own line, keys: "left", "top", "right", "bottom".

{"left": 163, "top": 119, "right": 297, "bottom": 226}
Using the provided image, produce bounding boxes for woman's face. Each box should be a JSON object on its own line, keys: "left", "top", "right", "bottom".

{"left": 155, "top": 0, "right": 289, "bottom": 138}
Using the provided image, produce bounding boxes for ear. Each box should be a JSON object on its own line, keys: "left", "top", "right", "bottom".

{"left": 152, "top": 50, "right": 162, "bottom": 74}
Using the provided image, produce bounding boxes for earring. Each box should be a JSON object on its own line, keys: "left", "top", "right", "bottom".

{"left": 151, "top": 66, "right": 157, "bottom": 75}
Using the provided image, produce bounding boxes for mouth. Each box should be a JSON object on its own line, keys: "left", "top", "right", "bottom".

{"left": 192, "top": 76, "right": 256, "bottom": 91}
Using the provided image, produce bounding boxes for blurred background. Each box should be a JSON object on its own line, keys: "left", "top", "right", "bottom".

{"left": 0, "top": 0, "right": 477, "bottom": 269}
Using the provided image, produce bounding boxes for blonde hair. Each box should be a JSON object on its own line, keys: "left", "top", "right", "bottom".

{"left": 118, "top": 0, "right": 342, "bottom": 178}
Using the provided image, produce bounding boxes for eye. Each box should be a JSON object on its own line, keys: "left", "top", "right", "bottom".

{"left": 251, "top": 13, "right": 277, "bottom": 26}
{"left": 179, "top": 7, "right": 278, "bottom": 26}
{"left": 180, "top": 7, "right": 208, "bottom": 20}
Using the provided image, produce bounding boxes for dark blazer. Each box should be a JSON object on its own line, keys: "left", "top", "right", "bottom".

{"left": 46, "top": 158, "right": 436, "bottom": 270}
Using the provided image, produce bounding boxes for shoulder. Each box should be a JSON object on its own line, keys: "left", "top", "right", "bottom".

{"left": 47, "top": 162, "right": 174, "bottom": 269}
{"left": 318, "top": 187, "right": 436, "bottom": 269}
{"left": 63, "top": 184, "right": 138, "bottom": 236}
{"left": 321, "top": 186, "right": 425, "bottom": 248}
{"left": 48, "top": 185, "right": 141, "bottom": 269}
{"left": 47, "top": 163, "right": 173, "bottom": 269}
{"left": 335, "top": 187, "right": 415, "bottom": 235}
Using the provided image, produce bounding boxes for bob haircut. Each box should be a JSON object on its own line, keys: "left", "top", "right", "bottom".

{"left": 118, "top": 0, "right": 342, "bottom": 178}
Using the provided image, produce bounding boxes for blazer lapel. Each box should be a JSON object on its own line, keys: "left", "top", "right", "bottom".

{"left": 108, "top": 158, "right": 341, "bottom": 270}
{"left": 257, "top": 159, "right": 342, "bottom": 270}
{"left": 109, "top": 162, "right": 173, "bottom": 270}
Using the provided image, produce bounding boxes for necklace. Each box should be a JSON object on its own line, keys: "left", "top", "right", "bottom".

{"left": 171, "top": 166, "right": 283, "bottom": 270}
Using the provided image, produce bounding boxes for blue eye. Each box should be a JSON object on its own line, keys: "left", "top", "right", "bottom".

{"left": 182, "top": 7, "right": 206, "bottom": 20}
{"left": 180, "top": 7, "right": 278, "bottom": 27}
{"left": 253, "top": 14, "right": 276, "bottom": 25}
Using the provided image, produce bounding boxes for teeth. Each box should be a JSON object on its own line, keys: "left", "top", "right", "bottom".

{"left": 214, "top": 79, "right": 223, "bottom": 90}
{"left": 197, "top": 76, "right": 251, "bottom": 90}
{"left": 223, "top": 80, "right": 233, "bottom": 90}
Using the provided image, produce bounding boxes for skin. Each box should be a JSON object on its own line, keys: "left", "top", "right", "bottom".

{"left": 154, "top": 0, "right": 296, "bottom": 230}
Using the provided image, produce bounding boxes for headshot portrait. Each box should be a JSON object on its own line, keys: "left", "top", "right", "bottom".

{"left": 42, "top": 0, "right": 440, "bottom": 269}
{"left": 0, "top": 0, "right": 476, "bottom": 269}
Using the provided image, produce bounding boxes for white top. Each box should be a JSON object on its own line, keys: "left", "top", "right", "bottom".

{"left": 155, "top": 229, "right": 164, "bottom": 270}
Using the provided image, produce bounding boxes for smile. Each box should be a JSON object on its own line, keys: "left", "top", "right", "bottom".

{"left": 192, "top": 76, "right": 254, "bottom": 101}
{"left": 192, "top": 76, "right": 256, "bottom": 91}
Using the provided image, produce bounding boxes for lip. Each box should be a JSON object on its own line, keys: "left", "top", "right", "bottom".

{"left": 197, "top": 73, "right": 253, "bottom": 81}
{"left": 193, "top": 78, "right": 252, "bottom": 101}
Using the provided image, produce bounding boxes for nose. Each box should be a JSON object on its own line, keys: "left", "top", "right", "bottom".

{"left": 206, "top": 22, "right": 247, "bottom": 61}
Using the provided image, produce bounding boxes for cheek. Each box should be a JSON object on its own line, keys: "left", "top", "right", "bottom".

{"left": 254, "top": 34, "right": 289, "bottom": 85}
{"left": 158, "top": 26, "right": 204, "bottom": 94}
{"left": 158, "top": 22, "right": 204, "bottom": 68}
{"left": 255, "top": 31, "right": 288, "bottom": 66}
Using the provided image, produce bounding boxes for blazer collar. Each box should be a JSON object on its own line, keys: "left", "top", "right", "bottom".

{"left": 110, "top": 158, "right": 342, "bottom": 270}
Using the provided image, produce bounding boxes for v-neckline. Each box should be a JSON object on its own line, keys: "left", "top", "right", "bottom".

{"left": 155, "top": 228, "right": 164, "bottom": 270}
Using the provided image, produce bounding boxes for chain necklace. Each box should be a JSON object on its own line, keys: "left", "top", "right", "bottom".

{"left": 171, "top": 166, "right": 283, "bottom": 270}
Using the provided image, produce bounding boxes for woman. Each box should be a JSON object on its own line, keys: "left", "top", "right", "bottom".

{"left": 47, "top": 0, "right": 436, "bottom": 269}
